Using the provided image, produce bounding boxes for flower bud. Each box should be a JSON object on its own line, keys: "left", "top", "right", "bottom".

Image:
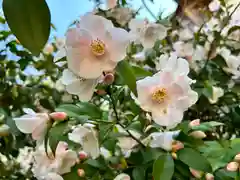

{"left": 78, "top": 151, "right": 88, "bottom": 160}
{"left": 205, "top": 173, "right": 214, "bottom": 180}
{"left": 189, "top": 168, "right": 203, "bottom": 178}
{"left": 96, "top": 89, "right": 107, "bottom": 96}
{"left": 189, "top": 119, "right": 200, "bottom": 127}
{"left": 49, "top": 112, "right": 67, "bottom": 121}
{"left": 234, "top": 154, "right": 240, "bottom": 162}
{"left": 189, "top": 131, "right": 206, "bottom": 139}
{"left": 171, "top": 152, "right": 177, "bottom": 160}
{"left": 114, "top": 173, "right": 131, "bottom": 180}
{"left": 0, "top": 124, "right": 10, "bottom": 137}
{"left": 226, "top": 162, "right": 239, "bottom": 172}
{"left": 104, "top": 73, "right": 115, "bottom": 85}
{"left": 172, "top": 141, "right": 184, "bottom": 152}
{"left": 77, "top": 169, "right": 85, "bottom": 177}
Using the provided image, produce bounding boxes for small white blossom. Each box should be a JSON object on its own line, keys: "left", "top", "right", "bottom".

{"left": 114, "top": 173, "right": 131, "bottom": 180}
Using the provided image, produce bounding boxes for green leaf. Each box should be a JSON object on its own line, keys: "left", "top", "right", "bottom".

{"left": 55, "top": 104, "right": 83, "bottom": 118}
{"left": 152, "top": 154, "right": 174, "bottom": 180}
{"left": 132, "top": 167, "right": 146, "bottom": 180}
{"left": 3, "top": 0, "right": 51, "bottom": 55}
{"left": 116, "top": 60, "right": 137, "bottom": 96}
{"left": 192, "top": 121, "right": 224, "bottom": 132}
{"left": 177, "top": 148, "right": 212, "bottom": 172}
{"left": 132, "top": 66, "right": 153, "bottom": 80}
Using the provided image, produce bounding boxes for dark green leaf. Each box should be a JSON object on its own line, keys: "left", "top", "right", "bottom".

{"left": 152, "top": 154, "right": 174, "bottom": 180}
{"left": 132, "top": 167, "right": 146, "bottom": 180}
{"left": 116, "top": 60, "right": 137, "bottom": 96}
{"left": 3, "top": 0, "right": 51, "bottom": 55}
{"left": 177, "top": 148, "right": 212, "bottom": 172}
{"left": 132, "top": 66, "right": 153, "bottom": 80}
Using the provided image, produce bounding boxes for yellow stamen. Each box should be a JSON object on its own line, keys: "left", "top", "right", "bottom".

{"left": 152, "top": 88, "right": 167, "bottom": 104}
{"left": 90, "top": 39, "right": 105, "bottom": 56}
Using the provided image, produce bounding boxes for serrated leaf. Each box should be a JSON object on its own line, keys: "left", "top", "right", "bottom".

{"left": 116, "top": 60, "right": 137, "bottom": 96}
{"left": 152, "top": 154, "right": 174, "bottom": 180}
{"left": 177, "top": 148, "right": 212, "bottom": 172}
{"left": 3, "top": 0, "right": 51, "bottom": 55}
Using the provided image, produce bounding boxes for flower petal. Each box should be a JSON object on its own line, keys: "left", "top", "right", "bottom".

{"left": 68, "top": 125, "right": 90, "bottom": 145}
{"left": 82, "top": 130, "right": 100, "bottom": 159}
{"left": 46, "top": 173, "right": 64, "bottom": 180}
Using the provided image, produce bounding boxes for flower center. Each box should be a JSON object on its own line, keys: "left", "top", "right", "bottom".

{"left": 152, "top": 88, "right": 167, "bottom": 104}
{"left": 90, "top": 39, "right": 105, "bottom": 56}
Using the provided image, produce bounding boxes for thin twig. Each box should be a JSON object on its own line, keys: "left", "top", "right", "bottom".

{"left": 141, "top": 0, "right": 158, "bottom": 21}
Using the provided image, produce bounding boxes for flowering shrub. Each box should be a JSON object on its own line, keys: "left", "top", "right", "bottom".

{"left": 2, "top": 0, "right": 240, "bottom": 179}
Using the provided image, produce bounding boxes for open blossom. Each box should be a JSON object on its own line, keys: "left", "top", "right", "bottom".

{"left": 32, "top": 142, "right": 77, "bottom": 180}
{"left": 13, "top": 108, "right": 50, "bottom": 141}
{"left": 68, "top": 124, "right": 99, "bottom": 159}
{"left": 114, "top": 173, "right": 131, "bottom": 180}
{"left": 136, "top": 54, "right": 198, "bottom": 127}
{"left": 129, "top": 18, "right": 167, "bottom": 49}
{"left": 60, "top": 69, "right": 99, "bottom": 102}
{"left": 148, "top": 131, "right": 180, "bottom": 151}
{"left": 55, "top": 13, "right": 131, "bottom": 79}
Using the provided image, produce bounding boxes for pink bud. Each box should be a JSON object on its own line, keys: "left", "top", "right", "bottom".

{"left": 172, "top": 141, "right": 184, "bottom": 152}
{"left": 104, "top": 73, "right": 115, "bottom": 85}
{"left": 189, "top": 119, "right": 200, "bottom": 127}
{"left": 189, "top": 168, "right": 203, "bottom": 178}
{"left": 77, "top": 169, "right": 85, "bottom": 177}
{"left": 189, "top": 131, "right": 206, "bottom": 139}
{"left": 226, "top": 162, "right": 239, "bottom": 172}
{"left": 78, "top": 151, "right": 88, "bottom": 160}
{"left": 234, "top": 154, "right": 240, "bottom": 162}
{"left": 205, "top": 173, "right": 214, "bottom": 180}
{"left": 96, "top": 89, "right": 107, "bottom": 96}
{"left": 49, "top": 112, "right": 67, "bottom": 121}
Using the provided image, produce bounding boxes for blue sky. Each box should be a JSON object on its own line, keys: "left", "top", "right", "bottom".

{"left": 46, "top": 0, "right": 177, "bottom": 37}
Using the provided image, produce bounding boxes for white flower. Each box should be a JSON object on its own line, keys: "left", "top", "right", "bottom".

{"left": 208, "top": 86, "right": 224, "bottom": 104}
{"left": 100, "top": 147, "right": 112, "bottom": 159}
{"left": 178, "top": 28, "right": 194, "bottom": 41}
{"left": 136, "top": 54, "right": 198, "bottom": 127}
{"left": 109, "top": 7, "right": 134, "bottom": 26}
{"left": 60, "top": 69, "right": 99, "bottom": 102}
{"left": 57, "top": 13, "right": 131, "bottom": 79}
{"left": 132, "top": 51, "right": 146, "bottom": 62}
{"left": 173, "top": 41, "right": 194, "bottom": 58}
{"left": 129, "top": 18, "right": 167, "bottom": 49}
{"left": 148, "top": 131, "right": 180, "bottom": 151}
{"left": 68, "top": 124, "right": 99, "bottom": 159}
{"left": 43, "top": 43, "right": 54, "bottom": 54}
{"left": 32, "top": 142, "right": 77, "bottom": 180}
{"left": 209, "top": 0, "right": 221, "bottom": 12}
{"left": 45, "top": 173, "right": 64, "bottom": 180}
{"left": 114, "top": 173, "right": 131, "bottom": 180}
{"left": 13, "top": 108, "right": 50, "bottom": 141}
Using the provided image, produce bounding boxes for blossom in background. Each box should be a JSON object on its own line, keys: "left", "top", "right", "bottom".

{"left": 208, "top": 86, "right": 224, "bottom": 104}
{"left": 129, "top": 18, "right": 167, "bottom": 49}
{"left": 108, "top": 7, "right": 134, "bottom": 26}
{"left": 55, "top": 13, "right": 131, "bottom": 79}
{"left": 114, "top": 173, "right": 131, "bottom": 180}
{"left": 13, "top": 108, "right": 50, "bottom": 141}
{"left": 68, "top": 124, "right": 100, "bottom": 159}
{"left": 16, "top": 147, "right": 34, "bottom": 173}
{"left": 137, "top": 54, "right": 198, "bottom": 127}
{"left": 147, "top": 131, "right": 180, "bottom": 151}
{"left": 173, "top": 41, "right": 194, "bottom": 58}
{"left": 209, "top": 0, "right": 221, "bottom": 12}
{"left": 60, "top": 69, "right": 99, "bottom": 102}
{"left": 106, "top": 0, "right": 117, "bottom": 10}
{"left": 32, "top": 142, "right": 77, "bottom": 180}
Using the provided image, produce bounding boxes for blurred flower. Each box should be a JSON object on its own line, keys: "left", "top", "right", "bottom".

{"left": 209, "top": 0, "right": 221, "bottom": 12}
{"left": 109, "top": 7, "right": 134, "bottom": 26}
{"left": 43, "top": 43, "right": 54, "bottom": 54}
{"left": 45, "top": 173, "right": 64, "bottom": 180}
{"left": 208, "top": 86, "right": 224, "bottom": 104}
{"left": 77, "top": 169, "right": 85, "bottom": 177}
{"left": 136, "top": 54, "right": 198, "bottom": 127}
{"left": 49, "top": 112, "right": 67, "bottom": 121}
{"left": 58, "top": 13, "right": 131, "bottom": 79}
{"left": 78, "top": 151, "right": 88, "bottom": 160}
{"left": 226, "top": 161, "right": 239, "bottom": 171}
{"left": 60, "top": 69, "right": 99, "bottom": 102}
{"left": 100, "top": 147, "right": 112, "bottom": 159}
{"left": 16, "top": 146, "right": 34, "bottom": 173}
{"left": 234, "top": 153, "right": 240, "bottom": 162}
{"left": 114, "top": 173, "right": 131, "bottom": 180}
{"left": 132, "top": 51, "right": 146, "bottom": 62}
{"left": 68, "top": 124, "right": 99, "bottom": 159}
{"left": 189, "top": 119, "right": 200, "bottom": 127}
{"left": 189, "top": 131, "right": 207, "bottom": 139}
{"left": 173, "top": 41, "right": 194, "bottom": 58}
{"left": 13, "top": 108, "right": 50, "bottom": 141}
{"left": 205, "top": 173, "right": 214, "bottom": 180}
{"left": 189, "top": 168, "right": 203, "bottom": 178}
{"left": 32, "top": 141, "right": 77, "bottom": 179}
{"left": 103, "top": 73, "right": 115, "bottom": 85}
{"left": 0, "top": 124, "right": 10, "bottom": 137}
{"left": 148, "top": 131, "right": 180, "bottom": 151}
{"left": 129, "top": 18, "right": 167, "bottom": 49}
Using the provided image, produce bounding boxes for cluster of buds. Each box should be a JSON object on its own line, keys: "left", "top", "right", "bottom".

{"left": 189, "top": 119, "right": 207, "bottom": 139}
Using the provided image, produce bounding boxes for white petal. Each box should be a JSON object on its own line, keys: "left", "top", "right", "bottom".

{"left": 54, "top": 47, "right": 66, "bottom": 63}
{"left": 61, "top": 69, "right": 78, "bottom": 85}
{"left": 31, "top": 120, "right": 48, "bottom": 141}
{"left": 114, "top": 173, "right": 131, "bottom": 180}
{"left": 23, "top": 108, "right": 36, "bottom": 115}
{"left": 82, "top": 129, "right": 99, "bottom": 159}
{"left": 58, "top": 151, "right": 77, "bottom": 174}
{"left": 46, "top": 173, "right": 64, "bottom": 180}
{"left": 68, "top": 125, "right": 90, "bottom": 145}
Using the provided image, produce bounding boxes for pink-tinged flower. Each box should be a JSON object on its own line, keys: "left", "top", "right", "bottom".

{"left": 114, "top": 173, "right": 131, "bottom": 180}
{"left": 78, "top": 151, "right": 88, "bottom": 160}
{"left": 189, "top": 168, "right": 203, "bottom": 178}
{"left": 13, "top": 108, "right": 50, "bottom": 141}
{"left": 129, "top": 18, "right": 167, "bottom": 49}
{"left": 68, "top": 124, "right": 99, "bottom": 159}
{"left": 189, "top": 119, "right": 200, "bottom": 127}
{"left": 59, "top": 13, "right": 131, "bottom": 79}
{"left": 209, "top": 0, "right": 221, "bottom": 12}
{"left": 49, "top": 112, "right": 67, "bottom": 121}
{"left": 32, "top": 142, "right": 77, "bottom": 179}
{"left": 235, "top": 154, "right": 240, "bottom": 161}
{"left": 205, "top": 173, "right": 214, "bottom": 180}
{"left": 135, "top": 55, "right": 198, "bottom": 127}
{"left": 189, "top": 131, "right": 207, "bottom": 139}
{"left": 226, "top": 162, "right": 239, "bottom": 171}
